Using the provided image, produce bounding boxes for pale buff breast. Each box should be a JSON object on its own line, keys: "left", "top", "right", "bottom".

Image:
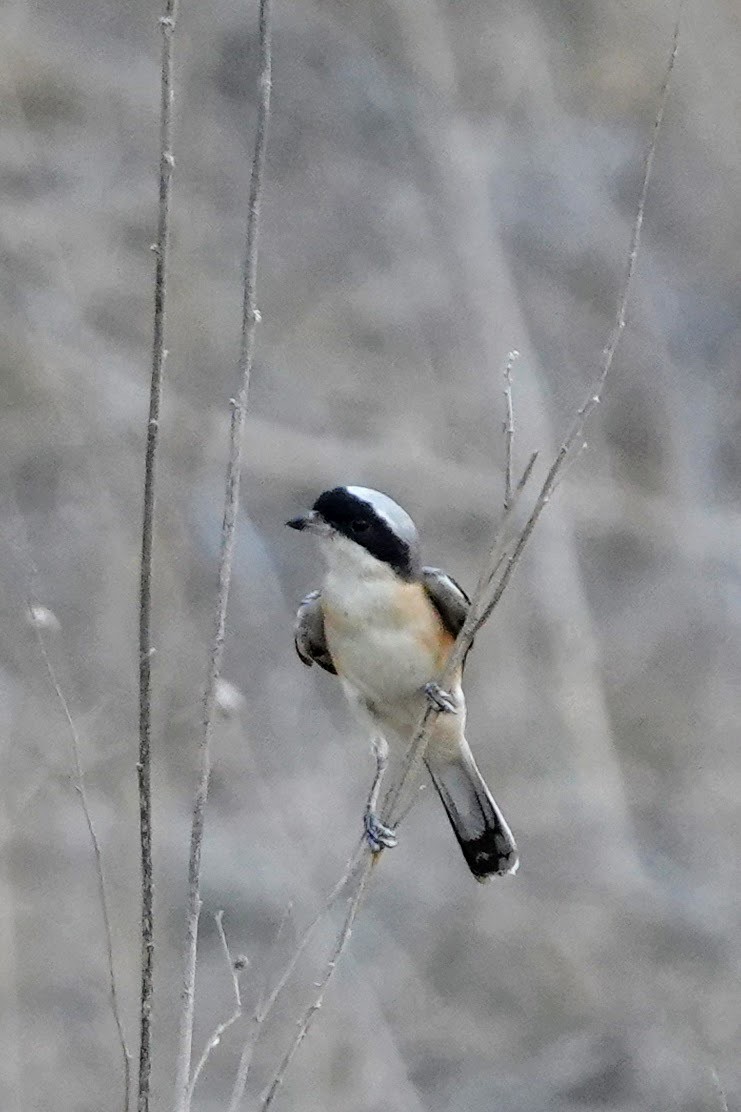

{"left": 321, "top": 573, "right": 455, "bottom": 704}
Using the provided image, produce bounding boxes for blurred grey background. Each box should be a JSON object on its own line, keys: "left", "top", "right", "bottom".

{"left": 1, "top": 0, "right": 739, "bottom": 1109}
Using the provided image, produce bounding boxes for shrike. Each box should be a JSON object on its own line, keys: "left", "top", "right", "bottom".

{"left": 287, "top": 485, "right": 518, "bottom": 881}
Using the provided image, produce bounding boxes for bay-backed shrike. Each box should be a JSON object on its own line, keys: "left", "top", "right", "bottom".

{"left": 287, "top": 485, "right": 518, "bottom": 881}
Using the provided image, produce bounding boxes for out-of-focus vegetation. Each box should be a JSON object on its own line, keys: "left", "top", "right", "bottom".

{"left": 0, "top": 1, "right": 739, "bottom": 1109}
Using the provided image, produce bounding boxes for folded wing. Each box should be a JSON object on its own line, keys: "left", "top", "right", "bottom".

{"left": 294, "top": 589, "right": 337, "bottom": 675}
{"left": 421, "top": 566, "right": 471, "bottom": 653}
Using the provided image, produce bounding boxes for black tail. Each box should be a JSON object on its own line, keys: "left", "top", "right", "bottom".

{"left": 426, "top": 741, "right": 519, "bottom": 881}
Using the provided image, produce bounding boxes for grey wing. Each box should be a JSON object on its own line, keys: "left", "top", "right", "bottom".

{"left": 294, "top": 590, "right": 337, "bottom": 675}
{"left": 421, "top": 566, "right": 471, "bottom": 639}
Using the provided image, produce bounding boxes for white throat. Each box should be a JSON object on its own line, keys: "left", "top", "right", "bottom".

{"left": 319, "top": 532, "right": 404, "bottom": 638}
{"left": 319, "top": 533, "right": 397, "bottom": 584}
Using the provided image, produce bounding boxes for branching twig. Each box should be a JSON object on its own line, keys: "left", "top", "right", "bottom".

{"left": 461, "top": 9, "right": 680, "bottom": 648}
{"left": 226, "top": 841, "right": 366, "bottom": 1112}
{"left": 485, "top": 450, "right": 538, "bottom": 589}
{"left": 186, "top": 912, "right": 244, "bottom": 1105}
{"left": 255, "top": 17, "right": 681, "bottom": 1105}
{"left": 29, "top": 602, "right": 132, "bottom": 1112}
{"left": 172, "top": 4, "right": 272, "bottom": 1110}
{"left": 250, "top": 744, "right": 391, "bottom": 1110}
{"left": 383, "top": 9, "right": 679, "bottom": 831}
{"left": 260, "top": 874, "right": 370, "bottom": 1112}
{"left": 138, "top": 3, "right": 179, "bottom": 1110}
{"left": 254, "top": 845, "right": 365, "bottom": 1027}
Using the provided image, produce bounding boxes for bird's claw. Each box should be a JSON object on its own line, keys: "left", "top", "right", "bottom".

{"left": 424, "top": 681, "right": 458, "bottom": 713}
{"left": 364, "top": 809, "right": 398, "bottom": 853}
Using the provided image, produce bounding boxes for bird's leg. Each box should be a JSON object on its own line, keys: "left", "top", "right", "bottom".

{"left": 363, "top": 736, "right": 398, "bottom": 852}
{"left": 424, "top": 681, "right": 458, "bottom": 714}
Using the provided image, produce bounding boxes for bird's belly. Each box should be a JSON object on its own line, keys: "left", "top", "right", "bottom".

{"left": 327, "top": 623, "right": 435, "bottom": 703}
{"left": 321, "top": 575, "right": 452, "bottom": 707}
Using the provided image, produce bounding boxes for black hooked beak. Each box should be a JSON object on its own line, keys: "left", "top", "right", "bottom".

{"left": 286, "top": 509, "right": 326, "bottom": 533}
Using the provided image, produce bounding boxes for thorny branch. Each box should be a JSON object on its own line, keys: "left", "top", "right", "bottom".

{"left": 259, "top": 14, "right": 681, "bottom": 1106}
{"left": 172, "top": 2, "right": 273, "bottom": 1110}
{"left": 138, "top": 2, "right": 179, "bottom": 1109}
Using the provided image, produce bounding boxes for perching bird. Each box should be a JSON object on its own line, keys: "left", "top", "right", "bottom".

{"left": 287, "top": 485, "right": 518, "bottom": 881}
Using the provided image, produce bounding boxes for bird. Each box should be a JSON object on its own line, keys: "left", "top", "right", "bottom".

{"left": 286, "top": 485, "right": 518, "bottom": 881}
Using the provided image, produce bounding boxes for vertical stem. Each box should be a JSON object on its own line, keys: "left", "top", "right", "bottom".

{"left": 171, "top": 3, "right": 273, "bottom": 1110}
{"left": 138, "top": 3, "right": 178, "bottom": 1110}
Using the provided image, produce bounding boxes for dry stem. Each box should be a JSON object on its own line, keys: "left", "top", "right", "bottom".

{"left": 382, "top": 8, "right": 679, "bottom": 831}
{"left": 172, "top": 3, "right": 273, "bottom": 1110}
{"left": 257, "top": 15, "right": 680, "bottom": 1104}
{"left": 463, "top": 8, "right": 680, "bottom": 644}
{"left": 29, "top": 602, "right": 132, "bottom": 1112}
{"left": 186, "top": 912, "right": 244, "bottom": 1104}
{"left": 138, "top": 3, "right": 179, "bottom": 1110}
{"left": 260, "top": 874, "right": 371, "bottom": 1112}
{"left": 226, "top": 841, "right": 367, "bottom": 1111}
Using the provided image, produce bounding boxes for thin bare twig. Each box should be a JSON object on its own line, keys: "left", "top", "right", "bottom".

{"left": 138, "top": 3, "right": 179, "bottom": 1109}
{"left": 383, "top": 9, "right": 680, "bottom": 831}
{"left": 255, "top": 845, "right": 365, "bottom": 1025}
{"left": 464, "top": 10, "right": 680, "bottom": 646}
{"left": 260, "top": 873, "right": 371, "bottom": 1112}
{"left": 551, "top": 440, "right": 588, "bottom": 496}
{"left": 254, "top": 18, "right": 680, "bottom": 1104}
{"left": 172, "top": 4, "right": 272, "bottom": 1110}
{"left": 29, "top": 602, "right": 132, "bottom": 1112}
{"left": 250, "top": 741, "right": 392, "bottom": 1110}
{"left": 226, "top": 843, "right": 366, "bottom": 1112}
{"left": 503, "top": 350, "right": 519, "bottom": 510}
{"left": 186, "top": 912, "right": 244, "bottom": 1104}
{"left": 485, "top": 449, "right": 538, "bottom": 591}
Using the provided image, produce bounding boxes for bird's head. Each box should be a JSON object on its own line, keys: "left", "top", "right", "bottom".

{"left": 286, "top": 485, "right": 421, "bottom": 580}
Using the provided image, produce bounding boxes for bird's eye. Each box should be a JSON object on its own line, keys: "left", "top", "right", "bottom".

{"left": 351, "top": 519, "right": 370, "bottom": 534}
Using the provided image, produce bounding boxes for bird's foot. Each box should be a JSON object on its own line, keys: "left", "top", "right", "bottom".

{"left": 424, "top": 681, "right": 458, "bottom": 714}
{"left": 364, "top": 736, "right": 397, "bottom": 851}
{"left": 364, "top": 809, "right": 398, "bottom": 853}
